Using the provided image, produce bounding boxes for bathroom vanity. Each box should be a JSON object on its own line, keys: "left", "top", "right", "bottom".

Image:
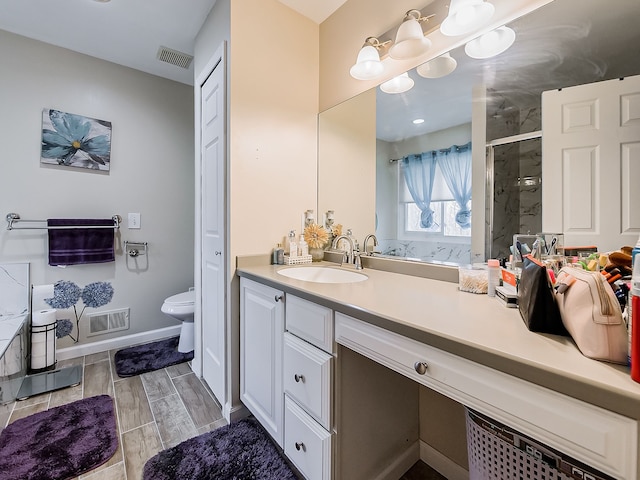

{"left": 238, "top": 262, "right": 640, "bottom": 480}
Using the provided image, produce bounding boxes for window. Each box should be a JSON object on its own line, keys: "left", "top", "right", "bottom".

{"left": 399, "top": 142, "right": 472, "bottom": 240}
{"left": 404, "top": 201, "right": 471, "bottom": 237}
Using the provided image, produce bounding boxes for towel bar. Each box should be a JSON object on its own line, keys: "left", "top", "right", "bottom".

{"left": 6, "top": 213, "right": 121, "bottom": 231}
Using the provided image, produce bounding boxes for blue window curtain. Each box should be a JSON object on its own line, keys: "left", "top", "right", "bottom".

{"left": 436, "top": 142, "right": 472, "bottom": 228}
{"left": 401, "top": 152, "right": 437, "bottom": 228}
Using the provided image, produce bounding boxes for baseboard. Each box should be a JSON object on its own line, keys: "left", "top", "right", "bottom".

{"left": 372, "top": 442, "right": 420, "bottom": 480}
{"left": 56, "top": 325, "right": 182, "bottom": 360}
{"left": 420, "top": 440, "right": 469, "bottom": 480}
{"left": 225, "top": 402, "right": 250, "bottom": 423}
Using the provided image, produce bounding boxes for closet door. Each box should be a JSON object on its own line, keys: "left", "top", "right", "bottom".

{"left": 542, "top": 75, "right": 640, "bottom": 251}
{"left": 200, "top": 53, "right": 226, "bottom": 407}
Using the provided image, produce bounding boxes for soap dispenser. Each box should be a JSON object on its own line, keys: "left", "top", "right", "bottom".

{"left": 299, "top": 234, "right": 308, "bottom": 257}
{"left": 288, "top": 230, "right": 298, "bottom": 258}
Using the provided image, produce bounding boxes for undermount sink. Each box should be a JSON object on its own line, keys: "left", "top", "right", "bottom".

{"left": 276, "top": 266, "right": 367, "bottom": 283}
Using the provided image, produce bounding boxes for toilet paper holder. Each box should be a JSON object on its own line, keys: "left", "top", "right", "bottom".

{"left": 124, "top": 241, "right": 147, "bottom": 257}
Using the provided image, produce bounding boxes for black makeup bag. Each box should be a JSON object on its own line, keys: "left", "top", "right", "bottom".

{"left": 518, "top": 255, "right": 567, "bottom": 335}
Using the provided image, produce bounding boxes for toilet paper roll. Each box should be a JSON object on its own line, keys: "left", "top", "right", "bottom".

{"left": 32, "top": 309, "right": 57, "bottom": 327}
{"left": 32, "top": 284, "right": 55, "bottom": 311}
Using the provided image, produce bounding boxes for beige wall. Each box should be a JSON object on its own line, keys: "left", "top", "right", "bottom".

{"left": 318, "top": 88, "right": 376, "bottom": 244}
{"left": 0, "top": 30, "right": 194, "bottom": 346}
{"left": 229, "top": 0, "right": 319, "bottom": 260}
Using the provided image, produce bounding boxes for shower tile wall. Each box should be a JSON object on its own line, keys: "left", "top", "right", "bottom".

{"left": 378, "top": 239, "right": 471, "bottom": 264}
{"left": 487, "top": 95, "right": 542, "bottom": 260}
{"left": 0, "top": 263, "right": 29, "bottom": 316}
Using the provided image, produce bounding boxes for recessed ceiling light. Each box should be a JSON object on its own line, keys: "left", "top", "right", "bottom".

{"left": 413, "top": 118, "right": 425, "bottom": 124}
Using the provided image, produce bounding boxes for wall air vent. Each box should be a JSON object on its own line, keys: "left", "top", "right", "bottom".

{"left": 157, "top": 46, "right": 193, "bottom": 69}
{"left": 87, "top": 308, "right": 130, "bottom": 337}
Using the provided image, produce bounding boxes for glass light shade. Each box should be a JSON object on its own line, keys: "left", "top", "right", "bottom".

{"left": 440, "top": 0, "right": 495, "bottom": 36}
{"left": 350, "top": 45, "right": 384, "bottom": 80}
{"left": 380, "top": 72, "right": 414, "bottom": 94}
{"left": 389, "top": 17, "right": 431, "bottom": 60}
{"left": 416, "top": 53, "right": 458, "bottom": 78}
{"left": 465, "top": 26, "right": 516, "bottom": 59}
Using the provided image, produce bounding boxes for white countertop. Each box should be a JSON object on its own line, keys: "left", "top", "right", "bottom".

{"left": 0, "top": 313, "right": 27, "bottom": 358}
{"left": 237, "top": 262, "right": 640, "bottom": 420}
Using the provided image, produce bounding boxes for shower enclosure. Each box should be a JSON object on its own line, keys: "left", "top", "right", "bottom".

{"left": 485, "top": 131, "right": 542, "bottom": 261}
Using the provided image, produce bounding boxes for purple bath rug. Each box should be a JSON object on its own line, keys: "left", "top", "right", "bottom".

{"left": 115, "top": 336, "right": 194, "bottom": 377}
{"left": 143, "top": 417, "right": 298, "bottom": 480}
{"left": 0, "top": 394, "right": 118, "bottom": 480}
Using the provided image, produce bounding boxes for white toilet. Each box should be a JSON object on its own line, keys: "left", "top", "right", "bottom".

{"left": 161, "top": 290, "right": 195, "bottom": 353}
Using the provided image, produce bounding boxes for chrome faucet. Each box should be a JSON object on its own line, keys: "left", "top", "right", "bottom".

{"left": 331, "top": 234, "right": 356, "bottom": 267}
{"left": 363, "top": 234, "right": 378, "bottom": 256}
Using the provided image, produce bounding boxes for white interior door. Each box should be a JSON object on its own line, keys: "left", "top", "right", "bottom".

{"left": 200, "top": 57, "right": 226, "bottom": 406}
{"left": 542, "top": 75, "right": 640, "bottom": 252}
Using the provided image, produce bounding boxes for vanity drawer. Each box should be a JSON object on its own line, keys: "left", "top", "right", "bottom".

{"left": 286, "top": 295, "right": 333, "bottom": 353}
{"left": 284, "top": 396, "right": 332, "bottom": 480}
{"left": 284, "top": 332, "right": 332, "bottom": 430}
{"left": 335, "top": 312, "right": 638, "bottom": 480}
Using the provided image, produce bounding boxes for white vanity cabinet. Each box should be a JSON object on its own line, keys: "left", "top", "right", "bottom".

{"left": 240, "top": 279, "right": 334, "bottom": 479}
{"left": 283, "top": 295, "right": 334, "bottom": 480}
{"left": 240, "top": 277, "right": 285, "bottom": 447}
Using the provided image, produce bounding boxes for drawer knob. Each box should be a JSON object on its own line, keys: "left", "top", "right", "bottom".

{"left": 295, "top": 442, "right": 306, "bottom": 452}
{"left": 294, "top": 374, "right": 305, "bottom": 383}
{"left": 414, "top": 361, "right": 428, "bottom": 375}
{"left": 275, "top": 295, "right": 284, "bottom": 302}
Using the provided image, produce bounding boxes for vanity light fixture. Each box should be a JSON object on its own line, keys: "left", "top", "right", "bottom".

{"left": 380, "top": 72, "right": 414, "bottom": 94}
{"left": 388, "top": 10, "right": 435, "bottom": 60}
{"left": 416, "top": 52, "right": 458, "bottom": 79}
{"left": 440, "top": 0, "right": 495, "bottom": 37}
{"left": 349, "top": 37, "right": 391, "bottom": 80}
{"left": 464, "top": 25, "right": 516, "bottom": 59}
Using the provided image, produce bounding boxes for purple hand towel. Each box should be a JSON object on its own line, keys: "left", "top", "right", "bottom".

{"left": 48, "top": 219, "right": 115, "bottom": 266}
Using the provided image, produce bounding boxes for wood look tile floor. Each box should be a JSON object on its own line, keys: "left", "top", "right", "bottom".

{"left": 0, "top": 350, "right": 226, "bottom": 480}
{"left": 0, "top": 350, "right": 448, "bottom": 480}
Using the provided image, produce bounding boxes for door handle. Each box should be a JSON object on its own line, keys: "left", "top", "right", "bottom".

{"left": 215, "top": 251, "right": 222, "bottom": 255}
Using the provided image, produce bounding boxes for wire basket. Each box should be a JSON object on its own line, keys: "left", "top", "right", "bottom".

{"left": 466, "top": 408, "right": 612, "bottom": 480}
{"left": 283, "top": 254, "right": 312, "bottom": 265}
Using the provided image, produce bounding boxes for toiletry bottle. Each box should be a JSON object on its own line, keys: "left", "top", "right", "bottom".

{"left": 630, "top": 254, "right": 640, "bottom": 382}
{"left": 487, "top": 259, "right": 500, "bottom": 297}
{"left": 299, "top": 235, "right": 308, "bottom": 257}
{"left": 285, "top": 230, "right": 294, "bottom": 254}
{"left": 632, "top": 234, "right": 640, "bottom": 270}
{"left": 276, "top": 244, "right": 285, "bottom": 265}
{"left": 272, "top": 244, "right": 279, "bottom": 265}
{"left": 288, "top": 230, "right": 298, "bottom": 259}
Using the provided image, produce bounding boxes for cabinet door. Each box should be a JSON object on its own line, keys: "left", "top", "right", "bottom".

{"left": 240, "top": 278, "right": 285, "bottom": 447}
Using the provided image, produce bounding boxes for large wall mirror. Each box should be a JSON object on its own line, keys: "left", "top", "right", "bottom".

{"left": 318, "top": 0, "right": 640, "bottom": 266}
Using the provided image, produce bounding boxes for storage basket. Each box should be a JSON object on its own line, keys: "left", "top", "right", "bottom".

{"left": 465, "top": 408, "right": 613, "bottom": 480}
{"left": 282, "top": 254, "right": 312, "bottom": 265}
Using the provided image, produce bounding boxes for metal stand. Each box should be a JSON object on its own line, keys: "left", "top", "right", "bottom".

{"left": 16, "top": 364, "right": 82, "bottom": 400}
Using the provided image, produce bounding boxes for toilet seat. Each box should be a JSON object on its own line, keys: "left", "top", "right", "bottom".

{"left": 164, "top": 291, "right": 195, "bottom": 306}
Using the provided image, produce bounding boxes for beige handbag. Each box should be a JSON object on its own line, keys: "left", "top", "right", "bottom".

{"left": 553, "top": 267, "right": 627, "bottom": 363}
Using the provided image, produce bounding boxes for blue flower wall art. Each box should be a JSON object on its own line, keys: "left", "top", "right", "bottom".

{"left": 45, "top": 280, "right": 114, "bottom": 342}
{"left": 41, "top": 108, "right": 112, "bottom": 171}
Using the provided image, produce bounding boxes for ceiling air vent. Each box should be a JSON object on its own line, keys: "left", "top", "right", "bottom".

{"left": 157, "top": 46, "right": 193, "bottom": 69}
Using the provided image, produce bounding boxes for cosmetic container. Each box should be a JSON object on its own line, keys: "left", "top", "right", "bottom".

{"left": 487, "top": 259, "right": 500, "bottom": 297}
{"left": 288, "top": 230, "right": 298, "bottom": 259}
{"left": 630, "top": 254, "right": 640, "bottom": 382}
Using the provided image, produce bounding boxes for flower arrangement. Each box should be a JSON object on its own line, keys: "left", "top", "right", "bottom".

{"left": 303, "top": 223, "right": 329, "bottom": 249}
{"left": 45, "top": 280, "right": 114, "bottom": 342}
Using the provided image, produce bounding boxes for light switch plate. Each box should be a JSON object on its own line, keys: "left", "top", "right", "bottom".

{"left": 128, "top": 213, "right": 141, "bottom": 229}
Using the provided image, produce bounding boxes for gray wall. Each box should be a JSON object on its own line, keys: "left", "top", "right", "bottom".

{"left": 0, "top": 30, "right": 195, "bottom": 348}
